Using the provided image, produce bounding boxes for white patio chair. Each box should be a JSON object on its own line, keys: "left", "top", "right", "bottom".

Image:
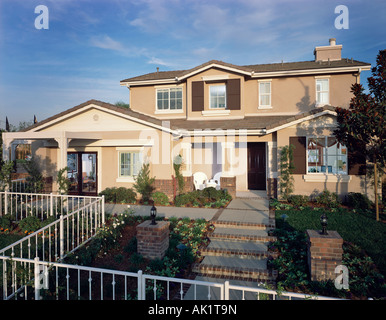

{"left": 193, "top": 172, "right": 208, "bottom": 190}
{"left": 212, "top": 172, "right": 222, "bottom": 190}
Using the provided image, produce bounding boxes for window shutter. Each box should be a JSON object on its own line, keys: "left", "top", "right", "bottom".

{"left": 348, "top": 146, "right": 366, "bottom": 175}
{"left": 226, "top": 78, "right": 241, "bottom": 110}
{"left": 289, "top": 136, "right": 306, "bottom": 174}
{"left": 192, "top": 81, "right": 204, "bottom": 111}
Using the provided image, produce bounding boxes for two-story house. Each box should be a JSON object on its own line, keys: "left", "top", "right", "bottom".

{"left": 2, "top": 38, "right": 373, "bottom": 200}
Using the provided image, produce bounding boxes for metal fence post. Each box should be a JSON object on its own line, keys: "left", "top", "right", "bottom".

{"left": 60, "top": 215, "right": 64, "bottom": 260}
{"left": 101, "top": 195, "right": 105, "bottom": 225}
{"left": 34, "top": 257, "right": 40, "bottom": 300}
{"left": 137, "top": 270, "right": 143, "bottom": 300}
{"left": 50, "top": 193, "right": 53, "bottom": 217}
{"left": 4, "top": 191, "right": 8, "bottom": 215}
{"left": 224, "top": 281, "right": 229, "bottom": 300}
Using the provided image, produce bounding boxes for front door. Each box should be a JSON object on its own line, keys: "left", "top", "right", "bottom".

{"left": 247, "top": 143, "right": 266, "bottom": 190}
{"left": 67, "top": 152, "right": 97, "bottom": 196}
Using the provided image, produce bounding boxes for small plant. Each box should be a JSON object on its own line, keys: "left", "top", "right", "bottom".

{"left": 23, "top": 158, "right": 44, "bottom": 193}
{"left": 0, "top": 160, "right": 14, "bottom": 191}
{"left": 315, "top": 190, "right": 340, "bottom": 208}
{"left": 173, "top": 154, "right": 184, "bottom": 194}
{"left": 99, "top": 187, "right": 136, "bottom": 204}
{"left": 152, "top": 191, "right": 169, "bottom": 206}
{"left": 287, "top": 195, "right": 309, "bottom": 208}
{"left": 279, "top": 144, "right": 295, "bottom": 200}
{"left": 57, "top": 166, "right": 71, "bottom": 195}
{"left": 133, "top": 163, "right": 155, "bottom": 204}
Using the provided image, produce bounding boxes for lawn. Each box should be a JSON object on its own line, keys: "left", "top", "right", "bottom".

{"left": 275, "top": 206, "right": 386, "bottom": 276}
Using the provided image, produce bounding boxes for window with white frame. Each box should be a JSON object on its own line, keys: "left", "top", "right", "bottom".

{"left": 307, "top": 136, "right": 347, "bottom": 174}
{"left": 259, "top": 81, "right": 271, "bottom": 107}
{"left": 156, "top": 87, "right": 182, "bottom": 111}
{"left": 210, "top": 84, "right": 226, "bottom": 109}
{"left": 316, "top": 78, "right": 329, "bottom": 106}
{"left": 119, "top": 151, "right": 142, "bottom": 177}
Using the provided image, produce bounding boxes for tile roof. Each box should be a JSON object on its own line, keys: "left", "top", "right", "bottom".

{"left": 120, "top": 58, "right": 370, "bottom": 83}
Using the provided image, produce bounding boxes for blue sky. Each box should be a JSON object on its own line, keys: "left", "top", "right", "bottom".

{"left": 0, "top": 0, "right": 385, "bottom": 127}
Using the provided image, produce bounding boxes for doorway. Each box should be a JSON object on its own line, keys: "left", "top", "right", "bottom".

{"left": 67, "top": 152, "right": 97, "bottom": 196}
{"left": 247, "top": 143, "right": 266, "bottom": 190}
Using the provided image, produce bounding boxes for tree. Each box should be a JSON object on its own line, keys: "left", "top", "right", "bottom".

{"left": 334, "top": 49, "right": 386, "bottom": 221}
{"left": 133, "top": 162, "right": 155, "bottom": 204}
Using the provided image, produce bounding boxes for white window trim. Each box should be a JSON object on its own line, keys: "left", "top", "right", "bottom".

{"left": 116, "top": 148, "right": 143, "bottom": 183}
{"left": 258, "top": 80, "right": 272, "bottom": 109}
{"left": 209, "top": 84, "right": 227, "bottom": 109}
{"left": 315, "top": 77, "right": 330, "bottom": 107}
{"left": 306, "top": 136, "right": 348, "bottom": 176}
{"left": 155, "top": 86, "right": 183, "bottom": 113}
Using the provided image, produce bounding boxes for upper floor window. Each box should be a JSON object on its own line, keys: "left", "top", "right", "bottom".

{"left": 259, "top": 81, "right": 271, "bottom": 108}
{"left": 156, "top": 87, "right": 182, "bottom": 111}
{"left": 209, "top": 84, "right": 226, "bottom": 109}
{"left": 316, "top": 78, "right": 329, "bottom": 106}
{"left": 307, "top": 136, "right": 347, "bottom": 174}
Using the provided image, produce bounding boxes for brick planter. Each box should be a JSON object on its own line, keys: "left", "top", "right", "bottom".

{"left": 136, "top": 220, "right": 170, "bottom": 260}
{"left": 220, "top": 176, "right": 236, "bottom": 198}
{"left": 306, "top": 229, "right": 343, "bottom": 282}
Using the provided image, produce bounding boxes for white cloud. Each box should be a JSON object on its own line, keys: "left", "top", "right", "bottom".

{"left": 90, "top": 35, "right": 125, "bottom": 52}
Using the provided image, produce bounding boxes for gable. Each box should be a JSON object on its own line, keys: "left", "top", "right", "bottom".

{"left": 39, "top": 107, "right": 150, "bottom": 132}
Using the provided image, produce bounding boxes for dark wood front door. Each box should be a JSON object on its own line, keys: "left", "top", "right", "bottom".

{"left": 67, "top": 152, "right": 98, "bottom": 196}
{"left": 247, "top": 143, "right": 266, "bottom": 190}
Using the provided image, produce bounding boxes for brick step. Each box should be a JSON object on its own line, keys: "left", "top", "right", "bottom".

{"left": 192, "top": 256, "right": 276, "bottom": 281}
{"left": 209, "top": 227, "right": 276, "bottom": 243}
{"left": 201, "top": 239, "right": 269, "bottom": 259}
{"left": 213, "top": 220, "right": 275, "bottom": 230}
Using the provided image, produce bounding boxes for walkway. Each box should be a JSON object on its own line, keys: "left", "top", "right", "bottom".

{"left": 105, "top": 193, "right": 277, "bottom": 299}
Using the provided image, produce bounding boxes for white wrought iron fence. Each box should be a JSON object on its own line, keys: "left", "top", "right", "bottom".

{"left": 0, "top": 256, "right": 343, "bottom": 301}
{"left": 0, "top": 191, "right": 102, "bottom": 221}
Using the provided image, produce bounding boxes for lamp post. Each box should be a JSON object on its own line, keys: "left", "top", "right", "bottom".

{"left": 150, "top": 205, "right": 157, "bottom": 225}
{"left": 320, "top": 212, "right": 328, "bottom": 235}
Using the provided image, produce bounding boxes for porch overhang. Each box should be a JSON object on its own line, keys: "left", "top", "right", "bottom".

{"left": 2, "top": 131, "right": 103, "bottom": 169}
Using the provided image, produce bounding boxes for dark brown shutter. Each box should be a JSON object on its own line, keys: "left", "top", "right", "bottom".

{"left": 192, "top": 81, "right": 204, "bottom": 111}
{"left": 226, "top": 78, "right": 241, "bottom": 110}
{"left": 348, "top": 145, "right": 366, "bottom": 175}
{"left": 289, "top": 136, "right": 306, "bottom": 174}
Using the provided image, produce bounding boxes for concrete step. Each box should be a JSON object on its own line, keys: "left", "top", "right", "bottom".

{"left": 213, "top": 219, "right": 275, "bottom": 230}
{"left": 192, "top": 256, "right": 275, "bottom": 281}
{"left": 209, "top": 226, "right": 276, "bottom": 243}
{"left": 201, "top": 239, "right": 268, "bottom": 259}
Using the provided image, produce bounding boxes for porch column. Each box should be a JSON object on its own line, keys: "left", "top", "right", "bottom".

{"left": 54, "top": 133, "right": 69, "bottom": 171}
{"left": 180, "top": 142, "right": 192, "bottom": 177}
{"left": 2, "top": 134, "right": 13, "bottom": 162}
{"left": 221, "top": 141, "right": 234, "bottom": 177}
{"left": 267, "top": 141, "right": 278, "bottom": 198}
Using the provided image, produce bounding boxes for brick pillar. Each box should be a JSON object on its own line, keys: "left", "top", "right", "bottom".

{"left": 136, "top": 220, "right": 170, "bottom": 260}
{"left": 220, "top": 176, "right": 236, "bottom": 198}
{"left": 306, "top": 230, "right": 343, "bottom": 282}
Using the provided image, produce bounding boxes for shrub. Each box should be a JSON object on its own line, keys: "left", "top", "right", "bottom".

{"left": 287, "top": 195, "right": 309, "bottom": 208}
{"left": 152, "top": 191, "right": 169, "bottom": 206}
{"left": 18, "top": 216, "right": 42, "bottom": 233}
{"left": 0, "top": 215, "right": 12, "bottom": 230}
{"left": 315, "top": 190, "right": 340, "bottom": 208}
{"left": 174, "top": 194, "right": 191, "bottom": 207}
{"left": 133, "top": 163, "right": 155, "bottom": 203}
{"left": 347, "top": 192, "right": 372, "bottom": 210}
{"left": 99, "top": 187, "right": 136, "bottom": 204}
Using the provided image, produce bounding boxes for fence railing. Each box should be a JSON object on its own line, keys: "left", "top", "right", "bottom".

{"left": 0, "top": 256, "right": 343, "bottom": 301}
{"left": 0, "top": 191, "right": 102, "bottom": 221}
{"left": 0, "top": 196, "right": 105, "bottom": 263}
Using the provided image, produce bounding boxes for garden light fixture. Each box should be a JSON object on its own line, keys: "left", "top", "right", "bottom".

{"left": 320, "top": 212, "right": 328, "bottom": 235}
{"left": 150, "top": 205, "right": 157, "bottom": 225}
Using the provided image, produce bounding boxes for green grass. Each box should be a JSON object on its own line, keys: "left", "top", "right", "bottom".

{"left": 275, "top": 207, "right": 386, "bottom": 276}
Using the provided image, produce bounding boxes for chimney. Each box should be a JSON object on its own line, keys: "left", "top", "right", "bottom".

{"left": 314, "top": 38, "right": 342, "bottom": 62}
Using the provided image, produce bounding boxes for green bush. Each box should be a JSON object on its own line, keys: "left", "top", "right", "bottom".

{"left": 174, "top": 194, "right": 191, "bottom": 207}
{"left": 287, "top": 195, "right": 309, "bottom": 208}
{"left": 152, "top": 191, "right": 169, "bottom": 205}
{"left": 18, "top": 216, "right": 42, "bottom": 233}
{"left": 99, "top": 187, "right": 136, "bottom": 204}
{"left": 346, "top": 192, "right": 372, "bottom": 210}
{"left": 0, "top": 215, "right": 12, "bottom": 230}
{"left": 133, "top": 163, "right": 155, "bottom": 203}
{"left": 315, "top": 190, "right": 340, "bottom": 208}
